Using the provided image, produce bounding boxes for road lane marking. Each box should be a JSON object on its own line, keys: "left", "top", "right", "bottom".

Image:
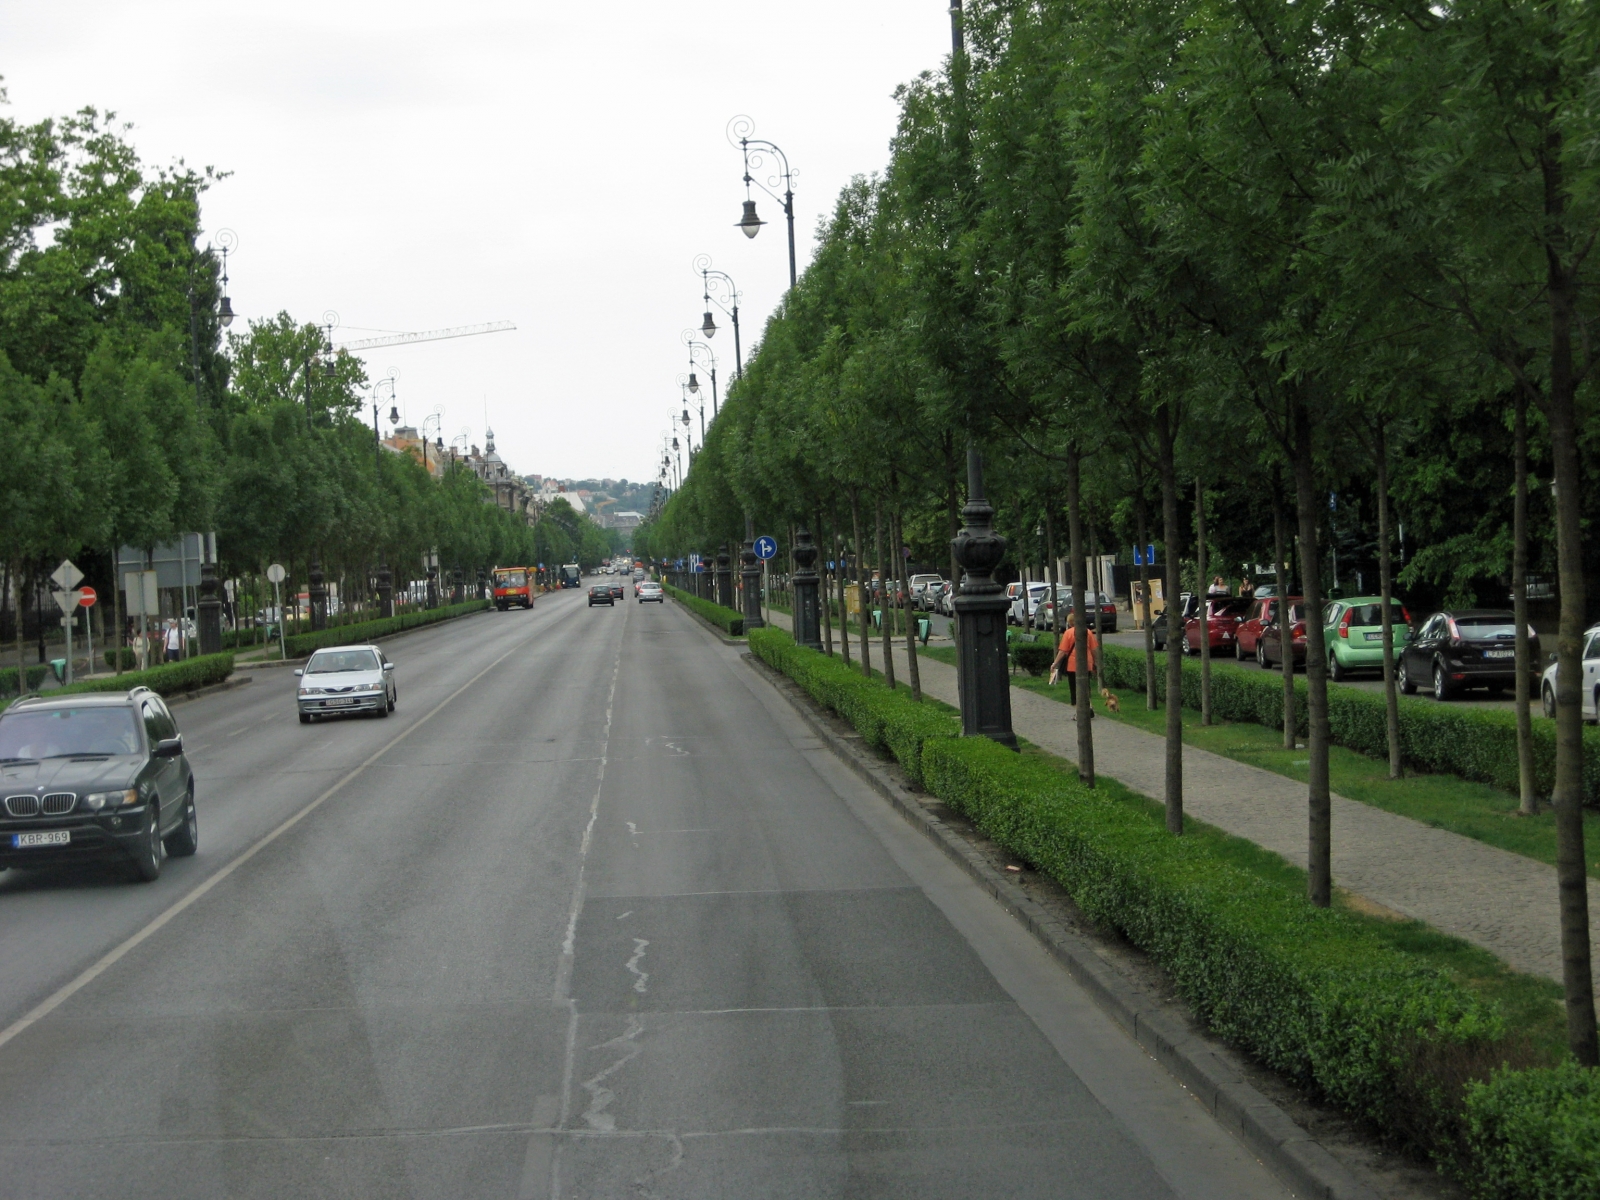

{"left": 0, "top": 621, "right": 552, "bottom": 1055}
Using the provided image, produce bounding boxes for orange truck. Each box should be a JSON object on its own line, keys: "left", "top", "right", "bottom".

{"left": 491, "top": 566, "right": 535, "bottom": 611}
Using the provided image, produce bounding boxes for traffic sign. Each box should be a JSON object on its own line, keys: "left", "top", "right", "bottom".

{"left": 77, "top": 585, "right": 98, "bottom": 608}
{"left": 753, "top": 535, "right": 777, "bottom": 561}
{"left": 51, "top": 559, "right": 83, "bottom": 591}
{"left": 1133, "top": 544, "right": 1156, "bottom": 567}
{"left": 266, "top": 563, "right": 286, "bottom": 583}
{"left": 51, "top": 589, "right": 80, "bottom": 614}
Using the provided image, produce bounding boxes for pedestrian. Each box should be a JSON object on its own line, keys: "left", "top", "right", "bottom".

{"left": 1207, "top": 574, "right": 1230, "bottom": 598}
{"left": 1048, "top": 619, "right": 1100, "bottom": 712}
{"left": 163, "top": 618, "right": 183, "bottom": 663}
{"left": 1238, "top": 576, "right": 1256, "bottom": 602}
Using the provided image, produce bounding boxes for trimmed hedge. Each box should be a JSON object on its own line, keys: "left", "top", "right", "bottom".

{"left": 281, "top": 599, "right": 490, "bottom": 657}
{"left": 1099, "top": 644, "right": 1600, "bottom": 807}
{"left": 0, "top": 664, "right": 51, "bottom": 697}
{"left": 751, "top": 625, "right": 1597, "bottom": 1199}
{"left": 0, "top": 653, "right": 236, "bottom": 715}
{"left": 663, "top": 583, "right": 744, "bottom": 637}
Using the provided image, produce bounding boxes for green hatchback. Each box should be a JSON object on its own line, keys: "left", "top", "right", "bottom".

{"left": 1323, "top": 596, "right": 1412, "bottom": 681}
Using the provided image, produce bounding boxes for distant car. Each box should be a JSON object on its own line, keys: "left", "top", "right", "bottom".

{"left": 1323, "top": 596, "right": 1412, "bottom": 681}
{"left": 909, "top": 573, "right": 945, "bottom": 610}
{"left": 937, "top": 583, "right": 957, "bottom": 617}
{"left": 589, "top": 585, "right": 614, "bottom": 607}
{"left": 1401, "top": 609, "right": 1538, "bottom": 700}
{"left": 608, "top": 582, "right": 625, "bottom": 599}
{"left": 1150, "top": 593, "right": 1198, "bottom": 652}
{"left": 1540, "top": 624, "right": 1600, "bottom": 720}
{"left": 637, "top": 581, "right": 664, "bottom": 604}
{"left": 1257, "top": 601, "right": 1310, "bottom": 668}
{"left": 0, "top": 687, "right": 197, "bottom": 881}
{"left": 1180, "top": 598, "right": 1254, "bottom": 655}
{"left": 1037, "top": 590, "right": 1119, "bottom": 634}
{"left": 1236, "top": 596, "right": 1302, "bottom": 661}
{"left": 295, "top": 645, "right": 396, "bottom": 722}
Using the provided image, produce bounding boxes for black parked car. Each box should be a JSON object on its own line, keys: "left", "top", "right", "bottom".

{"left": 588, "top": 585, "right": 614, "bottom": 607}
{"left": 0, "top": 687, "right": 197, "bottom": 881}
{"left": 1399, "top": 609, "right": 1538, "bottom": 701}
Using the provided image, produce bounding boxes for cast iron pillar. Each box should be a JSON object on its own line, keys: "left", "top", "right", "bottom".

{"left": 716, "top": 544, "right": 734, "bottom": 609}
{"left": 377, "top": 559, "right": 394, "bottom": 618}
{"left": 426, "top": 564, "right": 439, "bottom": 609}
{"left": 952, "top": 445, "right": 1016, "bottom": 747}
{"left": 197, "top": 559, "right": 223, "bottom": 655}
{"left": 792, "top": 527, "right": 823, "bottom": 650}
{"left": 740, "top": 538, "right": 765, "bottom": 630}
{"left": 309, "top": 554, "right": 328, "bottom": 632}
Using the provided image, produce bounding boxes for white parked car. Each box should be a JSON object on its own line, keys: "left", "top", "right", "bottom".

{"left": 295, "top": 645, "right": 397, "bottom": 723}
{"left": 1540, "top": 624, "right": 1600, "bottom": 720}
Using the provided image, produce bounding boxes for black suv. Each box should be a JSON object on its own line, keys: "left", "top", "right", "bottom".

{"left": 0, "top": 687, "right": 197, "bottom": 881}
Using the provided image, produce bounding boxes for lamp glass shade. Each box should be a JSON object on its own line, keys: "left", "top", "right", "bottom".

{"left": 687, "top": 372, "right": 700, "bottom": 394}
{"left": 218, "top": 295, "right": 235, "bottom": 327}
{"left": 738, "top": 199, "right": 764, "bottom": 239}
{"left": 388, "top": 404, "right": 399, "bottom": 424}
{"left": 672, "top": 437, "right": 680, "bottom": 450}
{"left": 701, "top": 311, "right": 717, "bottom": 336}
{"left": 681, "top": 408, "right": 690, "bottom": 424}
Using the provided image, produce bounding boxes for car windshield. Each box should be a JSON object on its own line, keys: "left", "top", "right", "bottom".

{"left": 1347, "top": 603, "right": 1406, "bottom": 627}
{"left": 0, "top": 707, "right": 142, "bottom": 759}
{"left": 307, "top": 649, "right": 379, "bottom": 673}
{"left": 1457, "top": 615, "right": 1517, "bottom": 639}
{"left": 495, "top": 571, "right": 526, "bottom": 588}
{"left": 1210, "top": 599, "right": 1253, "bottom": 617}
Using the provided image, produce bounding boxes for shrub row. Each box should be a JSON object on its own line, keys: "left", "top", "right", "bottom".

{"left": 663, "top": 584, "right": 744, "bottom": 637}
{"left": 281, "top": 599, "right": 490, "bottom": 657}
{"left": 0, "top": 664, "right": 51, "bottom": 697}
{"left": 750, "top": 626, "right": 1598, "bottom": 1199}
{"left": 1, "top": 653, "right": 237, "bottom": 715}
{"left": 1099, "top": 645, "right": 1600, "bottom": 807}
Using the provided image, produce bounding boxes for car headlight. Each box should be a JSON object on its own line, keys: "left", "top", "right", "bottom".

{"left": 82, "top": 789, "right": 139, "bottom": 810}
{"left": 357, "top": 684, "right": 383, "bottom": 694}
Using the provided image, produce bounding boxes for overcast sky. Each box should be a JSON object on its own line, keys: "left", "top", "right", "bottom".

{"left": 3, "top": 1, "right": 952, "bottom": 486}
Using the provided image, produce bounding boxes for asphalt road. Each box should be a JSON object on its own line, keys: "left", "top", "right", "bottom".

{"left": 0, "top": 589, "right": 1288, "bottom": 1199}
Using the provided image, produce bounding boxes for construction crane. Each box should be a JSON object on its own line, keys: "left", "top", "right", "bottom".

{"left": 335, "top": 320, "right": 516, "bottom": 353}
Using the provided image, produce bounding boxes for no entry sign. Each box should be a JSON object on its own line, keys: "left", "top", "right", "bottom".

{"left": 76, "top": 585, "right": 98, "bottom": 608}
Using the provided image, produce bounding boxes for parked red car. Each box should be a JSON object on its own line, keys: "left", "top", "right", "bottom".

{"left": 1257, "top": 601, "right": 1311, "bottom": 668}
{"left": 1180, "top": 598, "right": 1253, "bottom": 655}
{"left": 1235, "top": 596, "right": 1304, "bottom": 662}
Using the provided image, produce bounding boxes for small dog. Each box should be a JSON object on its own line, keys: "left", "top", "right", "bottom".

{"left": 1099, "top": 686, "right": 1121, "bottom": 714}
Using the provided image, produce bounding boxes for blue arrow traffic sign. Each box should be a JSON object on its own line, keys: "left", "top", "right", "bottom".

{"left": 753, "top": 535, "right": 778, "bottom": 561}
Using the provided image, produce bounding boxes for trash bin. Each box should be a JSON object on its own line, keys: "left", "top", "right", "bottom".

{"left": 49, "top": 658, "right": 67, "bottom": 684}
{"left": 917, "top": 618, "right": 931, "bottom": 645}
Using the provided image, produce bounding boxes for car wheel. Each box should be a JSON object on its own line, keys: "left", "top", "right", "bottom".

{"left": 1235, "top": 639, "right": 1246, "bottom": 661}
{"left": 1329, "top": 652, "right": 1347, "bottom": 682}
{"left": 1257, "top": 640, "right": 1268, "bottom": 668}
{"left": 299, "top": 712, "right": 312, "bottom": 724}
{"left": 131, "top": 804, "right": 163, "bottom": 882}
{"left": 1433, "top": 662, "right": 1453, "bottom": 702}
{"left": 376, "top": 697, "right": 390, "bottom": 718}
{"left": 388, "top": 691, "right": 396, "bottom": 712}
{"left": 1398, "top": 659, "right": 1416, "bottom": 695}
{"left": 165, "top": 789, "right": 198, "bottom": 858}
{"left": 1180, "top": 634, "right": 1192, "bottom": 657}
{"left": 1540, "top": 683, "right": 1556, "bottom": 718}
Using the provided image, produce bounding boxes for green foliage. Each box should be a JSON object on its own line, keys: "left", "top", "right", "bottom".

{"left": 281, "top": 600, "right": 489, "bottom": 658}
{"left": 1, "top": 653, "right": 236, "bottom": 713}
{"left": 662, "top": 584, "right": 744, "bottom": 638}
{"left": 1013, "top": 642, "right": 1054, "bottom": 676}
{"left": 1464, "top": 1060, "right": 1600, "bottom": 1200}
{"left": 1099, "top": 646, "right": 1600, "bottom": 807}
{"left": 0, "top": 664, "right": 50, "bottom": 697}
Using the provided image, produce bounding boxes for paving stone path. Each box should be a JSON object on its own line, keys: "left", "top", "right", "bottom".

{"left": 762, "top": 611, "right": 1598, "bottom": 994}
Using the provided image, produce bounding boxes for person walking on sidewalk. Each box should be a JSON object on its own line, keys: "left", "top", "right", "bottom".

{"left": 163, "top": 618, "right": 183, "bottom": 663}
{"left": 1049, "top": 621, "right": 1100, "bottom": 710}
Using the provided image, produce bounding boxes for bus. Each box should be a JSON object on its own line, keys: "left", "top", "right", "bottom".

{"left": 558, "top": 563, "right": 582, "bottom": 589}
{"left": 492, "top": 566, "right": 535, "bottom": 611}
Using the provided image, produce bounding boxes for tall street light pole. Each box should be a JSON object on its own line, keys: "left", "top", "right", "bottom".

{"left": 370, "top": 371, "right": 398, "bottom": 467}
{"left": 729, "top": 116, "right": 797, "bottom": 290}
{"left": 694, "top": 255, "right": 743, "bottom": 381}
{"left": 683, "top": 334, "right": 718, "bottom": 423}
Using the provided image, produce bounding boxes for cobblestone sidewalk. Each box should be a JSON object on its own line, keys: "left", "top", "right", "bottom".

{"left": 763, "top": 610, "right": 1599, "bottom": 993}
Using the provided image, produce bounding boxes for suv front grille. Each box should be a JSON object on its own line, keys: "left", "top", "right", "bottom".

{"left": 41, "top": 793, "right": 77, "bottom": 815}
{"left": 4, "top": 794, "right": 39, "bottom": 818}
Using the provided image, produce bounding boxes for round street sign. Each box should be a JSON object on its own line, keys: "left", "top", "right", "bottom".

{"left": 266, "top": 563, "right": 287, "bottom": 583}
{"left": 76, "top": 586, "right": 97, "bottom": 608}
{"left": 753, "top": 535, "right": 778, "bottom": 561}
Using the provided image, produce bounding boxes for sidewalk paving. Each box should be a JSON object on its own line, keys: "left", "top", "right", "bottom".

{"left": 765, "top": 609, "right": 1599, "bottom": 995}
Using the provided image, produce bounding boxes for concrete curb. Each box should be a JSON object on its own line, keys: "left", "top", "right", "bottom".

{"left": 744, "top": 651, "right": 1382, "bottom": 1200}
{"left": 165, "top": 675, "right": 254, "bottom": 706}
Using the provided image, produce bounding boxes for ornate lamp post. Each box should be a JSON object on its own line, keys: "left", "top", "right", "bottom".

{"left": 376, "top": 558, "right": 394, "bottom": 618}
{"left": 198, "top": 532, "right": 223, "bottom": 655}
{"left": 716, "top": 544, "right": 734, "bottom": 609}
{"left": 729, "top": 115, "right": 798, "bottom": 290}
{"left": 693, "top": 255, "right": 743, "bottom": 381}
{"left": 308, "top": 553, "right": 328, "bottom": 632}
{"left": 951, "top": 445, "right": 1015, "bottom": 747}
{"left": 683, "top": 333, "right": 719, "bottom": 421}
{"left": 740, "top": 533, "right": 764, "bottom": 630}
{"left": 370, "top": 370, "right": 398, "bottom": 467}
{"left": 791, "top": 528, "right": 823, "bottom": 649}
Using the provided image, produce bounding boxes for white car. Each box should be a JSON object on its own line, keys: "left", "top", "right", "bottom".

{"left": 909, "top": 573, "right": 945, "bottom": 609}
{"left": 637, "top": 581, "right": 664, "bottom": 604}
{"left": 295, "top": 645, "right": 397, "bottom": 723}
{"left": 1540, "top": 624, "right": 1600, "bottom": 720}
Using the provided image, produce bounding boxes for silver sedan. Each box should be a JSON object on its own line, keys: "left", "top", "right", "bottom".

{"left": 295, "top": 645, "right": 397, "bottom": 723}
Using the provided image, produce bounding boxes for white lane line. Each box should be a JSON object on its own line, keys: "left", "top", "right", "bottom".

{"left": 0, "top": 624, "right": 548, "bottom": 1055}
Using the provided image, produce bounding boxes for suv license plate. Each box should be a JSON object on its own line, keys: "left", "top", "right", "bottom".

{"left": 1486, "top": 649, "right": 1515, "bottom": 659}
{"left": 13, "top": 830, "right": 69, "bottom": 848}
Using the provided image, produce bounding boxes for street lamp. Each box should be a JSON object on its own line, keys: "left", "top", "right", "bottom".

{"left": 369, "top": 370, "right": 398, "bottom": 467}
{"left": 421, "top": 407, "right": 444, "bottom": 474}
{"left": 729, "top": 115, "right": 798, "bottom": 290}
{"left": 683, "top": 333, "right": 719, "bottom": 421}
{"left": 214, "top": 228, "right": 237, "bottom": 328}
{"left": 693, "top": 255, "right": 743, "bottom": 380}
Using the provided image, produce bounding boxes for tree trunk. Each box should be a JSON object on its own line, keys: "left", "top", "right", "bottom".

{"left": 1271, "top": 469, "right": 1295, "bottom": 750}
{"left": 1537, "top": 145, "right": 1597, "bottom": 1062}
{"left": 1196, "top": 477, "right": 1212, "bottom": 725}
{"left": 1375, "top": 425, "right": 1403, "bottom": 780}
{"left": 1090, "top": 519, "right": 1105, "bottom": 690}
{"left": 1512, "top": 390, "right": 1537, "bottom": 813}
{"left": 1157, "top": 406, "right": 1182, "bottom": 833}
{"left": 1291, "top": 401, "right": 1332, "bottom": 908}
{"left": 876, "top": 497, "right": 894, "bottom": 689}
{"left": 896, "top": 510, "right": 922, "bottom": 702}
{"left": 852, "top": 493, "right": 872, "bottom": 680}
{"left": 1135, "top": 491, "right": 1156, "bottom": 709}
{"left": 837, "top": 529, "right": 852, "bottom": 666}
{"left": 1067, "top": 447, "right": 1094, "bottom": 786}
{"left": 11, "top": 560, "right": 25, "bottom": 694}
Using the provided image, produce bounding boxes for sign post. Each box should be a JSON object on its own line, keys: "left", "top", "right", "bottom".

{"left": 266, "top": 564, "right": 287, "bottom": 660}
{"left": 77, "top": 586, "right": 97, "bottom": 678}
{"left": 753, "top": 535, "right": 777, "bottom": 628}
{"left": 50, "top": 588, "right": 81, "bottom": 684}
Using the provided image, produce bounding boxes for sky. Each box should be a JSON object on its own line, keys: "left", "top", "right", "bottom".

{"left": 2, "top": 0, "right": 953, "bottom": 486}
